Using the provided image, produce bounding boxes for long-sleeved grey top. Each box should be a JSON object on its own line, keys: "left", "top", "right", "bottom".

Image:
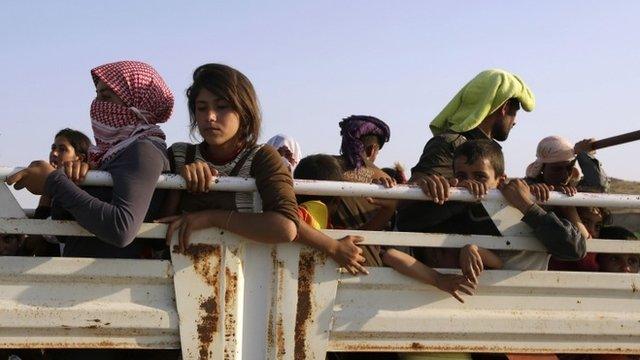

{"left": 46, "top": 139, "right": 169, "bottom": 258}
{"left": 522, "top": 204, "right": 587, "bottom": 260}
{"left": 576, "top": 151, "right": 610, "bottom": 193}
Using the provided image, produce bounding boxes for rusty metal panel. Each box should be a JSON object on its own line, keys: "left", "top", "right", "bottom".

{"left": 265, "top": 244, "right": 339, "bottom": 360}
{"left": 169, "top": 229, "right": 245, "bottom": 360}
{"left": 329, "top": 268, "right": 640, "bottom": 354}
{"left": 0, "top": 256, "right": 179, "bottom": 349}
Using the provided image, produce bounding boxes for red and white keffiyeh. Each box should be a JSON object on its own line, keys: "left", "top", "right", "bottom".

{"left": 89, "top": 61, "right": 174, "bottom": 168}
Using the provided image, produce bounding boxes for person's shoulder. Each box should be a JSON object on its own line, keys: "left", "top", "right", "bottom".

{"left": 428, "top": 132, "right": 468, "bottom": 147}
{"left": 168, "top": 142, "right": 193, "bottom": 153}
{"left": 250, "top": 144, "right": 286, "bottom": 175}
{"left": 256, "top": 143, "right": 276, "bottom": 155}
{"left": 118, "top": 138, "right": 168, "bottom": 160}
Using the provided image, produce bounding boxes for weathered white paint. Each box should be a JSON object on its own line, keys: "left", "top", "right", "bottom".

{"left": 329, "top": 268, "right": 640, "bottom": 354}
{"left": 0, "top": 256, "right": 179, "bottom": 349}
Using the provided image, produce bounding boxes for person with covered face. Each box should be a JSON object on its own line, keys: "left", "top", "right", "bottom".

{"left": 6, "top": 60, "right": 174, "bottom": 259}
{"left": 398, "top": 69, "right": 535, "bottom": 233}
{"left": 525, "top": 135, "right": 609, "bottom": 200}
{"left": 525, "top": 135, "right": 610, "bottom": 272}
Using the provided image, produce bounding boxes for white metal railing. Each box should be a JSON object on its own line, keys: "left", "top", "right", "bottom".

{"left": 2, "top": 166, "right": 640, "bottom": 208}
{"left": 1, "top": 166, "right": 640, "bottom": 358}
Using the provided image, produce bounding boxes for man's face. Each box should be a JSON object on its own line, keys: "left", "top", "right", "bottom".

{"left": 542, "top": 160, "right": 575, "bottom": 186}
{"left": 453, "top": 156, "right": 503, "bottom": 189}
{"left": 492, "top": 116, "right": 515, "bottom": 141}
{"left": 492, "top": 101, "right": 520, "bottom": 142}
{"left": 599, "top": 253, "right": 640, "bottom": 273}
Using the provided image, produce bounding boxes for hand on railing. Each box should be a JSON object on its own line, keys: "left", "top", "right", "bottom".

{"left": 330, "top": 235, "right": 369, "bottom": 276}
{"left": 415, "top": 174, "right": 454, "bottom": 205}
{"left": 498, "top": 179, "right": 536, "bottom": 214}
{"left": 459, "top": 244, "right": 484, "bottom": 284}
{"left": 554, "top": 185, "right": 578, "bottom": 197}
{"left": 62, "top": 160, "right": 91, "bottom": 184}
{"left": 528, "top": 183, "right": 553, "bottom": 202}
{"left": 156, "top": 211, "right": 216, "bottom": 252}
{"left": 181, "top": 161, "right": 218, "bottom": 193}
{"left": 455, "top": 179, "right": 489, "bottom": 200}
{"left": 371, "top": 174, "right": 396, "bottom": 189}
{"left": 5, "top": 161, "right": 55, "bottom": 195}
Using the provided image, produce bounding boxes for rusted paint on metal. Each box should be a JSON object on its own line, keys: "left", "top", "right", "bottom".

{"left": 174, "top": 243, "right": 221, "bottom": 360}
{"left": 267, "top": 246, "right": 289, "bottom": 359}
{"left": 224, "top": 266, "right": 238, "bottom": 359}
{"left": 1, "top": 339, "right": 179, "bottom": 349}
{"left": 294, "top": 251, "right": 316, "bottom": 360}
{"left": 266, "top": 248, "right": 279, "bottom": 353}
{"left": 332, "top": 342, "right": 640, "bottom": 355}
{"left": 276, "top": 314, "right": 286, "bottom": 360}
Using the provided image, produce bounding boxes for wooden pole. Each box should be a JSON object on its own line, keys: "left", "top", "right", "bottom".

{"left": 591, "top": 129, "right": 640, "bottom": 150}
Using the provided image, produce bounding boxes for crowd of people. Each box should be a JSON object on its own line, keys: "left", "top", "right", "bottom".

{"left": 2, "top": 61, "right": 639, "bottom": 360}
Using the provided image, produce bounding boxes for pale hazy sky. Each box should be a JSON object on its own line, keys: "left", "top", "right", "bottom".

{"left": 2, "top": 1, "right": 640, "bottom": 207}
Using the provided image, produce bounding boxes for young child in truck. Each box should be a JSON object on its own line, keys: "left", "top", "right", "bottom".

{"left": 411, "top": 140, "right": 587, "bottom": 281}
{"left": 294, "top": 154, "right": 476, "bottom": 303}
{"left": 597, "top": 226, "right": 639, "bottom": 274}
{"left": 525, "top": 136, "right": 609, "bottom": 272}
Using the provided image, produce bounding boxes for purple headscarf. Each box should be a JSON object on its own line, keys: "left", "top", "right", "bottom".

{"left": 339, "top": 115, "right": 390, "bottom": 169}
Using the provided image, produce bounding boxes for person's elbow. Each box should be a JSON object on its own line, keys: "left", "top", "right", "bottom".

{"left": 99, "top": 211, "right": 140, "bottom": 248}
{"left": 545, "top": 232, "right": 588, "bottom": 261}
{"left": 280, "top": 218, "right": 298, "bottom": 243}
{"left": 266, "top": 212, "right": 298, "bottom": 243}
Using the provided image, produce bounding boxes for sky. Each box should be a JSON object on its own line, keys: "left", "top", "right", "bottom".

{"left": 2, "top": 1, "right": 640, "bottom": 208}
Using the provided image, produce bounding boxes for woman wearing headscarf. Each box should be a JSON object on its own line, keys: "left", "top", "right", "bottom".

{"left": 7, "top": 60, "right": 173, "bottom": 259}
{"left": 266, "top": 133, "right": 302, "bottom": 172}
{"left": 337, "top": 115, "right": 391, "bottom": 183}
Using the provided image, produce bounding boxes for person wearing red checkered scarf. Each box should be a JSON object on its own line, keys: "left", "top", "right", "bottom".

{"left": 7, "top": 60, "right": 177, "bottom": 263}
{"left": 89, "top": 60, "right": 174, "bottom": 168}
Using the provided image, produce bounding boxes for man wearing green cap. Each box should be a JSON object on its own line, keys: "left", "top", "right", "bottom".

{"left": 397, "top": 68, "right": 535, "bottom": 232}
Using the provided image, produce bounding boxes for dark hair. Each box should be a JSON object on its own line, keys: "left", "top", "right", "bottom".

{"left": 187, "top": 64, "right": 261, "bottom": 146}
{"left": 453, "top": 139, "right": 505, "bottom": 176}
{"left": 382, "top": 163, "right": 407, "bottom": 184}
{"left": 597, "top": 226, "right": 639, "bottom": 264}
{"left": 54, "top": 128, "right": 92, "bottom": 160}
{"left": 505, "top": 98, "right": 520, "bottom": 116}
{"left": 294, "top": 154, "right": 343, "bottom": 204}
{"left": 361, "top": 134, "right": 383, "bottom": 148}
{"left": 599, "top": 226, "right": 638, "bottom": 240}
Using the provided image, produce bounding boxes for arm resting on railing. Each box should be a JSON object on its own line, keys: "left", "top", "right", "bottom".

{"left": 45, "top": 140, "right": 166, "bottom": 248}
{"left": 522, "top": 204, "right": 588, "bottom": 261}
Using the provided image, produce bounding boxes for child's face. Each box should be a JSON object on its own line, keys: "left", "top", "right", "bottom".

{"left": 599, "top": 253, "right": 640, "bottom": 273}
{"left": 195, "top": 88, "right": 242, "bottom": 148}
{"left": 542, "top": 160, "right": 575, "bottom": 186}
{"left": 577, "top": 207, "right": 603, "bottom": 238}
{"left": 453, "top": 156, "right": 503, "bottom": 189}
{"left": 49, "top": 136, "right": 80, "bottom": 169}
{"left": 0, "top": 234, "right": 19, "bottom": 256}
